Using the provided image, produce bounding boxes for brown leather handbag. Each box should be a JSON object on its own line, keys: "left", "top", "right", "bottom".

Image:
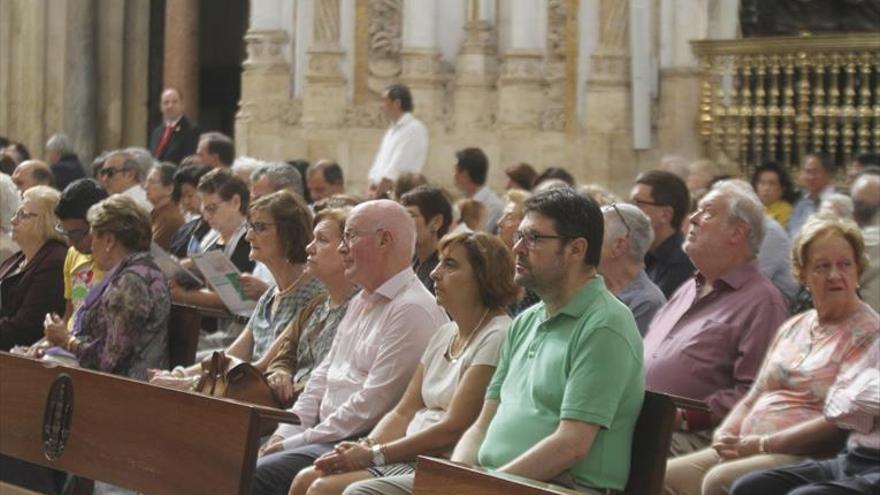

{"left": 195, "top": 351, "right": 284, "bottom": 434}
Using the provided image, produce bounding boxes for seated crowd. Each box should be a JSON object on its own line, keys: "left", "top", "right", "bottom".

{"left": 0, "top": 86, "right": 878, "bottom": 495}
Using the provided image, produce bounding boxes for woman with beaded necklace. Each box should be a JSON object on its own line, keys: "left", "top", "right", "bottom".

{"left": 288, "top": 231, "right": 519, "bottom": 495}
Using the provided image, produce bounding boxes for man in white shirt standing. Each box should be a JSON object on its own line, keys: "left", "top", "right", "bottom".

{"left": 453, "top": 147, "right": 505, "bottom": 233}
{"left": 367, "top": 84, "right": 429, "bottom": 199}
{"left": 253, "top": 199, "right": 448, "bottom": 495}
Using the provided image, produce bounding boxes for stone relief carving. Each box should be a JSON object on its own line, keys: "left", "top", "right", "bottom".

{"left": 368, "top": 0, "right": 403, "bottom": 94}
{"left": 243, "top": 30, "right": 289, "bottom": 72}
{"left": 238, "top": 99, "right": 302, "bottom": 125}
{"left": 314, "top": 0, "right": 341, "bottom": 45}
{"left": 343, "top": 103, "right": 387, "bottom": 128}
{"left": 546, "top": 0, "right": 567, "bottom": 59}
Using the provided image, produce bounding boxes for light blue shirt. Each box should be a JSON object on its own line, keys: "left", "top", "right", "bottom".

{"left": 787, "top": 185, "right": 835, "bottom": 237}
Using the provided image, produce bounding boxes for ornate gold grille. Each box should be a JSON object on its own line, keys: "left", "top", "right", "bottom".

{"left": 691, "top": 33, "right": 879, "bottom": 173}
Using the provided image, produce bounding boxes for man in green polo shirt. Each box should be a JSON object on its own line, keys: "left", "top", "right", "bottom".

{"left": 451, "top": 188, "right": 645, "bottom": 494}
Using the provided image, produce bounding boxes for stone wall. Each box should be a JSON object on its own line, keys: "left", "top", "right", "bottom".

{"left": 0, "top": 0, "right": 150, "bottom": 167}
{"left": 235, "top": 0, "right": 729, "bottom": 197}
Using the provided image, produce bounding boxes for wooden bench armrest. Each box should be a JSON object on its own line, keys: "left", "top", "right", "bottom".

{"left": 251, "top": 405, "right": 301, "bottom": 425}
{"left": 666, "top": 393, "right": 710, "bottom": 412}
{"left": 171, "top": 302, "right": 250, "bottom": 324}
{"left": 413, "top": 457, "right": 582, "bottom": 495}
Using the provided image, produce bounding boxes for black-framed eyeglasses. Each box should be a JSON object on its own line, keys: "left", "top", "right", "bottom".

{"left": 54, "top": 224, "right": 90, "bottom": 243}
{"left": 513, "top": 230, "right": 568, "bottom": 249}
{"left": 631, "top": 198, "right": 664, "bottom": 208}
{"left": 246, "top": 221, "right": 277, "bottom": 233}
{"left": 609, "top": 203, "right": 632, "bottom": 238}
{"left": 98, "top": 167, "right": 124, "bottom": 178}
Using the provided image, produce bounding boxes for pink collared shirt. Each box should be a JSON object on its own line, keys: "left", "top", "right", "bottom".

{"left": 276, "top": 268, "right": 448, "bottom": 450}
{"left": 644, "top": 261, "right": 789, "bottom": 419}
{"left": 825, "top": 337, "right": 880, "bottom": 450}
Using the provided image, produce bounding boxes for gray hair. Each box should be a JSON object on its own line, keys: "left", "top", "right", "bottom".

{"left": 251, "top": 162, "right": 304, "bottom": 197}
{"left": 710, "top": 178, "right": 766, "bottom": 256}
{"left": 46, "top": 133, "right": 74, "bottom": 155}
{"left": 0, "top": 174, "right": 20, "bottom": 231}
{"left": 106, "top": 150, "right": 146, "bottom": 183}
{"left": 602, "top": 203, "right": 654, "bottom": 261}
{"left": 123, "top": 147, "right": 155, "bottom": 182}
{"left": 820, "top": 193, "right": 854, "bottom": 220}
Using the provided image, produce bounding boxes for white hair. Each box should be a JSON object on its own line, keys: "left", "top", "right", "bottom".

{"left": 710, "top": 178, "right": 767, "bottom": 256}
{"left": 0, "top": 174, "right": 20, "bottom": 231}
{"left": 122, "top": 147, "right": 156, "bottom": 182}
{"left": 251, "top": 162, "right": 304, "bottom": 197}
{"left": 820, "top": 193, "right": 854, "bottom": 220}
{"left": 46, "top": 133, "right": 74, "bottom": 155}
{"left": 231, "top": 156, "right": 263, "bottom": 176}
{"left": 603, "top": 203, "right": 654, "bottom": 261}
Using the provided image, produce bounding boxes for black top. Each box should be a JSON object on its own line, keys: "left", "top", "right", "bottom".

{"left": 51, "top": 154, "right": 86, "bottom": 191}
{"left": 412, "top": 250, "right": 439, "bottom": 295}
{"left": 645, "top": 231, "right": 695, "bottom": 299}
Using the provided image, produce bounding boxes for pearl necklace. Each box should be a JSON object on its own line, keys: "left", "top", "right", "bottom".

{"left": 445, "top": 309, "right": 490, "bottom": 364}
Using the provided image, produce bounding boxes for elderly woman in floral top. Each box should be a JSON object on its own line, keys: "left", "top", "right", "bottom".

{"left": 263, "top": 207, "right": 359, "bottom": 405}
{"left": 43, "top": 194, "right": 170, "bottom": 380}
{"left": 664, "top": 215, "right": 879, "bottom": 495}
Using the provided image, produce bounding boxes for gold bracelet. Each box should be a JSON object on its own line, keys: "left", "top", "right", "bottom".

{"left": 65, "top": 335, "right": 79, "bottom": 352}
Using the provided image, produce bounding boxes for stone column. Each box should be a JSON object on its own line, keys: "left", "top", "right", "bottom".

{"left": 400, "top": 0, "right": 445, "bottom": 125}
{"left": 497, "top": 2, "right": 544, "bottom": 129}
{"left": 163, "top": 0, "right": 200, "bottom": 120}
{"left": 453, "top": 0, "right": 498, "bottom": 129}
{"left": 582, "top": 0, "right": 635, "bottom": 189}
{"left": 302, "top": 0, "right": 348, "bottom": 127}
{"left": 237, "top": 0, "right": 294, "bottom": 157}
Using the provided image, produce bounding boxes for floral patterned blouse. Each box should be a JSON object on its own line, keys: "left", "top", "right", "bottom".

{"left": 249, "top": 276, "right": 325, "bottom": 360}
{"left": 72, "top": 252, "right": 171, "bottom": 380}
{"left": 736, "top": 301, "right": 879, "bottom": 436}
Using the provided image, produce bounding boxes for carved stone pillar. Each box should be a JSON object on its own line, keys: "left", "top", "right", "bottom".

{"left": 163, "top": 0, "right": 200, "bottom": 120}
{"left": 400, "top": 0, "right": 445, "bottom": 125}
{"left": 498, "top": 3, "right": 544, "bottom": 129}
{"left": 237, "top": 29, "right": 295, "bottom": 155}
{"left": 453, "top": 0, "right": 498, "bottom": 129}
{"left": 303, "top": 0, "right": 347, "bottom": 126}
{"left": 582, "top": 0, "right": 635, "bottom": 188}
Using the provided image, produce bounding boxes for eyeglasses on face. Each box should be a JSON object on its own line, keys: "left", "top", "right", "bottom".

{"left": 98, "top": 167, "right": 125, "bottom": 178}
{"left": 631, "top": 198, "right": 664, "bottom": 208}
{"left": 12, "top": 208, "right": 39, "bottom": 221}
{"left": 340, "top": 228, "right": 382, "bottom": 247}
{"left": 512, "top": 230, "right": 568, "bottom": 249}
{"left": 54, "top": 224, "right": 90, "bottom": 243}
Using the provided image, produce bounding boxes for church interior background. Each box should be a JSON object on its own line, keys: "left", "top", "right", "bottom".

{"left": 1, "top": 0, "right": 877, "bottom": 195}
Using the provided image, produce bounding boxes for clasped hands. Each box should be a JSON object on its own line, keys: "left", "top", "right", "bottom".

{"left": 711, "top": 430, "right": 763, "bottom": 459}
{"left": 257, "top": 436, "right": 374, "bottom": 475}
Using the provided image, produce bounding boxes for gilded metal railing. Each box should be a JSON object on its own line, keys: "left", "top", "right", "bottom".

{"left": 691, "top": 33, "right": 879, "bottom": 173}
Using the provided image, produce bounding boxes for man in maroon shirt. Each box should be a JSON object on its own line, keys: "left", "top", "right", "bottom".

{"left": 644, "top": 180, "right": 789, "bottom": 456}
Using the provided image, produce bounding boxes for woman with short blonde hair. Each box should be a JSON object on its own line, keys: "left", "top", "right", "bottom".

{"left": 0, "top": 185, "right": 67, "bottom": 351}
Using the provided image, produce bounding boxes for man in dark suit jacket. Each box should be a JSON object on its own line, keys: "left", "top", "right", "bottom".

{"left": 149, "top": 88, "right": 201, "bottom": 164}
{"left": 45, "top": 133, "right": 85, "bottom": 191}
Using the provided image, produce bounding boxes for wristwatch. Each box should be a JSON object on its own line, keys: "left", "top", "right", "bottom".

{"left": 371, "top": 444, "right": 386, "bottom": 467}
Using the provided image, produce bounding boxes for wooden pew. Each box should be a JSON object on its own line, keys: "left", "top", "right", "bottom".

{"left": 0, "top": 353, "right": 298, "bottom": 495}
{"left": 168, "top": 302, "right": 250, "bottom": 367}
{"left": 412, "top": 390, "right": 677, "bottom": 495}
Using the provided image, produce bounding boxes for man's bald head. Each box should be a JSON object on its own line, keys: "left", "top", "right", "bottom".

{"left": 852, "top": 173, "right": 880, "bottom": 227}
{"left": 352, "top": 199, "right": 416, "bottom": 260}
{"left": 341, "top": 199, "right": 416, "bottom": 291}
{"left": 11, "top": 160, "right": 54, "bottom": 194}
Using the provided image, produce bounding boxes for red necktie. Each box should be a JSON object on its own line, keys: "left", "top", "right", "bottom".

{"left": 155, "top": 124, "right": 174, "bottom": 158}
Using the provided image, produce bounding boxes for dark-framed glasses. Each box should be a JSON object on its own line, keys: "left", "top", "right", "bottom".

{"left": 246, "top": 221, "right": 277, "bottom": 233}
{"left": 512, "top": 230, "right": 567, "bottom": 249}
{"left": 54, "top": 224, "right": 90, "bottom": 243}
{"left": 609, "top": 203, "right": 632, "bottom": 238}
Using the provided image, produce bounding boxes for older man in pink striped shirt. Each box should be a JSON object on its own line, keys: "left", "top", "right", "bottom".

{"left": 253, "top": 200, "right": 448, "bottom": 495}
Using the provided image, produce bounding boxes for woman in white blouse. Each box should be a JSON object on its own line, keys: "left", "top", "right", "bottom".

{"left": 289, "top": 231, "right": 520, "bottom": 495}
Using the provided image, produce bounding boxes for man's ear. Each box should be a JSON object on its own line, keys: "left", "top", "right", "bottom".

{"left": 567, "top": 237, "right": 589, "bottom": 263}
{"left": 428, "top": 214, "right": 444, "bottom": 234}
